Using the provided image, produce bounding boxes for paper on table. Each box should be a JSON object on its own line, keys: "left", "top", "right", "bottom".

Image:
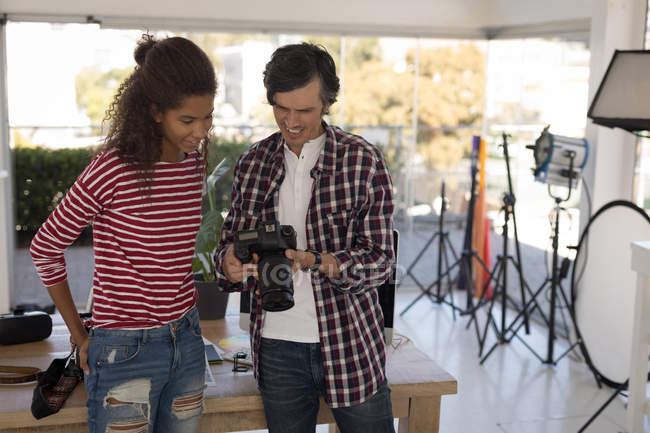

{"left": 217, "top": 335, "right": 253, "bottom": 366}
{"left": 202, "top": 336, "right": 218, "bottom": 386}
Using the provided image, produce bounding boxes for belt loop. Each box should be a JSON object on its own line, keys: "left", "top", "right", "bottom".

{"left": 142, "top": 328, "right": 148, "bottom": 344}
{"left": 187, "top": 308, "right": 195, "bottom": 328}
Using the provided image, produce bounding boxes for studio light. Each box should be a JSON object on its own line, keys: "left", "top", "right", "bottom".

{"left": 588, "top": 50, "right": 650, "bottom": 132}
{"left": 527, "top": 126, "right": 589, "bottom": 188}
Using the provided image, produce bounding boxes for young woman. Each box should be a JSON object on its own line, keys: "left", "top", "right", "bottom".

{"left": 30, "top": 34, "right": 217, "bottom": 433}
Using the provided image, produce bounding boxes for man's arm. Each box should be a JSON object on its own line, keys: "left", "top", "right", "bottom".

{"left": 295, "top": 149, "right": 394, "bottom": 294}
{"left": 213, "top": 157, "right": 247, "bottom": 291}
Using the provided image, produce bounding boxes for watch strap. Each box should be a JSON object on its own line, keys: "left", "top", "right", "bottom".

{"left": 307, "top": 250, "right": 321, "bottom": 272}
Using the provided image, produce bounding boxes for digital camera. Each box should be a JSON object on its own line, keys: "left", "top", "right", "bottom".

{"left": 234, "top": 220, "right": 297, "bottom": 312}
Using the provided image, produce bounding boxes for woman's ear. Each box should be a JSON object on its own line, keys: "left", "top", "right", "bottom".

{"left": 150, "top": 104, "right": 162, "bottom": 123}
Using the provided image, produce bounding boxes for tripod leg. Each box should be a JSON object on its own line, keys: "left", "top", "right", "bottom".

{"left": 445, "top": 232, "right": 460, "bottom": 262}
{"left": 551, "top": 282, "right": 582, "bottom": 364}
{"left": 462, "top": 254, "right": 493, "bottom": 346}
{"left": 399, "top": 232, "right": 440, "bottom": 294}
{"left": 520, "top": 276, "right": 552, "bottom": 328}
{"left": 399, "top": 288, "right": 434, "bottom": 316}
{"left": 503, "top": 279, "right": 550, "bottom": 340}
{"left": 441, "top": 236, "right": 457, "bottom": 320}
{"left": 577, "top": 384, "right": 625, "bottom": 433}
{"left": 466, "top": 255, "right": 503, "bottom": 325}
{"left": 510, "top": 205, "right": 530, "bottom": 334}
{"left": 478, "top": 262, "right": 506, "bottom": 357}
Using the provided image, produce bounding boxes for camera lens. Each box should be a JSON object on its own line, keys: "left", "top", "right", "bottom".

{"left": 258, "top": 256, "right": 294, "bottom": 312}
{"left": 276, "top": 268, "right": 289, "bottom": 281}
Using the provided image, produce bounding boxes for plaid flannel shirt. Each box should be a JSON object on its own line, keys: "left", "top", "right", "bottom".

{"left": 214, "top": 122, "right": 394, "bottom": 408}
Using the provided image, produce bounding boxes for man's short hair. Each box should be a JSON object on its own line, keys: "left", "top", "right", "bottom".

{"left": 263, "top": 43, "right": 340, "bottom": 109}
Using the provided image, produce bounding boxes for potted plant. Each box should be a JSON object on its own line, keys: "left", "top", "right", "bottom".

{"left": 193, "top": 157, "right": 231, "bottom": 320}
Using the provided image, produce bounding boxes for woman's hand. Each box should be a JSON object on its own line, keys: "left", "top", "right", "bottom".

{"left": 70, "top": 331, "right": 91, "bottom": 375}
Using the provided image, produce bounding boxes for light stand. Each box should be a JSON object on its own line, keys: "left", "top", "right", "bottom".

{"left": 504, "top": 155, "right": 583, "bottom": 365}
{"left": 493, "top": 126, "right": 589, "bottom": 366}
{"left": 399, "top": 181, "right": 463, "bottom": 318}
{"left": 471, "top": 133, "right": 548, "bottom": 363}
{"left": 418, "top": 139, "right": 493, "bottom": 343}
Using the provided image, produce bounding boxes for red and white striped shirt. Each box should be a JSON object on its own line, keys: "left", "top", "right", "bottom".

{"left": 30, "top": 149, "right": 205, "bottom": 329}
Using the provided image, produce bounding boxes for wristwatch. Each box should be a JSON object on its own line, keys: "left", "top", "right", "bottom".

{"left": 307, "top": 250, "right": 322, "bottom": 272}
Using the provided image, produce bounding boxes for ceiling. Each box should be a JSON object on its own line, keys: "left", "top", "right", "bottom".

{"left": 2, "top": 0, "right": 592, "bottom": 39}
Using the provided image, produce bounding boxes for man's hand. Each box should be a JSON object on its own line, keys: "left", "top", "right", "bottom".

{"left": 285, "top": 249, "right": 315, "bottom": 273}
{"left": 285, "top": 249, "right": 341, "bottom": 279}
{"left": 223, "top": 244, "right": 259, "bottom": 283}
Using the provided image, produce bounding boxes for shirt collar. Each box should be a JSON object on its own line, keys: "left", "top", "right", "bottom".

{"left": 271, "top": 121, "right": 339, "bottom": 177}
{"left": 282, "top": 133, "right": 325, "bottom": 161}
{"left": 312, "top": 121, "right": 338, "bottom": 176}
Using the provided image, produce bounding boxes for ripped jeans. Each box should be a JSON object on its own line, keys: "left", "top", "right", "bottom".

{"left": 84, "top": 307, "right": 205, "bottom": 433}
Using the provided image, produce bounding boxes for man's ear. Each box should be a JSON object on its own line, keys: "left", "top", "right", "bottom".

{"left": 150, "top": 104, "right": 162, "bottom": 123}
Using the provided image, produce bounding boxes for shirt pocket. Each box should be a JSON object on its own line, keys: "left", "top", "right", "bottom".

{"left": 325, "top": 209, "right": 354, "bottom": 252}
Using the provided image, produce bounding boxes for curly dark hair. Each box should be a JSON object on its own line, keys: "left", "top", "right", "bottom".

{"left": 263, "top": 42, "right": 339, "bottom": 113}
{"left": 101, "top": 34, "right": 217, "bottom": 185}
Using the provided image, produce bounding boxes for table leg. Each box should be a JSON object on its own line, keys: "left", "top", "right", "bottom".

{"left": 398, "top": 396, "right": 441, "bottom": 433}
{"left": 628, "top": 274, "right": 650, "bottom": 433}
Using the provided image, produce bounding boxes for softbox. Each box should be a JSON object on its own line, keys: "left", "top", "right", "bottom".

{"left": 588, "top": 50, "right": 650, "bottom": 132}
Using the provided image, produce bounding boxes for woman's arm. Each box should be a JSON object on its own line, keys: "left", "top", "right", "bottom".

{"left": 46, "top": 280, "right": 90, "bottom": 375}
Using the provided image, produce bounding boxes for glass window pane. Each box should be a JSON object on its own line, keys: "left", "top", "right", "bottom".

{"left": 484, "top": 38, "right": 590, "bottom": 251}
{"left": 414, "top": 39, "right": 487, "bottom": 218}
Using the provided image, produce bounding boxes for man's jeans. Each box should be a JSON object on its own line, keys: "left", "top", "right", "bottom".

{"left": 258, "top": 337, "right": 395, "bottom": 433}
{"left": 84, "top": 307, "right": 205, "bottom": 433}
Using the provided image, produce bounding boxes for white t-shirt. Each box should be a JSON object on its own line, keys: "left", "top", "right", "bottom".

{"left": 261, "top": 134, "right": 326, "bottom": 343}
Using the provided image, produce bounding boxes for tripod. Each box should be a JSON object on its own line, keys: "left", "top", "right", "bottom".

{"left": 400, "top": 181, "right": 462, "bottom": 318}
{"left": 472, "top": 133, "right": 548, "bottom": 364}
{"left": 503, "top": 154, "right": 582, "bottom": 365}
{"left": 411, "top": 136, "right": 493, "bottom": 340}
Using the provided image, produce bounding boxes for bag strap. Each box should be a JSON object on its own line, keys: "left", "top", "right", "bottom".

{"left": 0, "top": 365, "right": 42, "bottom": 384}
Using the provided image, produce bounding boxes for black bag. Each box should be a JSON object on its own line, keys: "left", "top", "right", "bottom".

{"left": 0, "top": 311, "right": 52, "bottom": 345}
{"left": 31, "top": 350, "right": 83, "bottom": 419}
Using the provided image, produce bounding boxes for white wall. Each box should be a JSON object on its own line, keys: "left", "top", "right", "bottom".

{"left": 0, "top": 22, "right": 13, "bottom": 315}
{"left": 585, "top": 0, "right": 647, "bottom": 211}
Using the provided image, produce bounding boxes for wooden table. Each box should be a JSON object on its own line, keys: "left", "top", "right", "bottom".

{"left": 0, "top": 314, "right": 457, "bottom": 433}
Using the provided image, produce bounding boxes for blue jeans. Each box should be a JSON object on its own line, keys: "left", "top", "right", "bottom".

{"left": 84, "top": 307, "right": 205, "bottom": 433}
{"left": 258, "top": 338, "right": 395, "bottom": 433}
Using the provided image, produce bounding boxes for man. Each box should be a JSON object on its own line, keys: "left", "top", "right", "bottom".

{"left": 214, "top": 42, "right": 395, "bottom": 433}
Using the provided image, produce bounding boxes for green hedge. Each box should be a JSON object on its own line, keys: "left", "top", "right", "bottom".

{"left": 13, "top": 146, "right": 96, "bottom": 234}
{"left": 13, "top": 137, "right": 251, "bottom": 239}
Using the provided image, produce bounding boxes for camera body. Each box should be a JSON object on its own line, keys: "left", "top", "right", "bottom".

{"left": 234, "top": 220, "right": 297, "bottom": 312}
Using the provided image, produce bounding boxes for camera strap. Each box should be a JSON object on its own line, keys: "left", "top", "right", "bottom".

{"left": 0, "top": 365, "right": 42, "bottom": 384}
